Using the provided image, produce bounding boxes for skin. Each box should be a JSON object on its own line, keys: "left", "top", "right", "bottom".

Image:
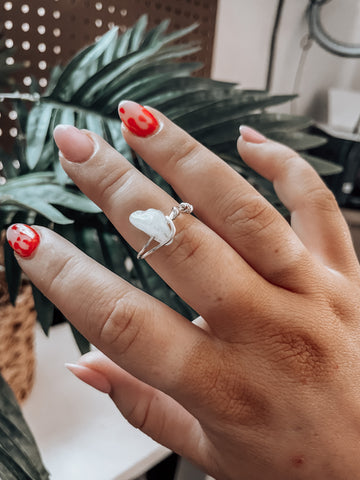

{"left": 13, "top": 109, "right": 360, "bottom": 480}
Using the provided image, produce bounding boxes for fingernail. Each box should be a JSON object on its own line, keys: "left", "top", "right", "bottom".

{"left": 65, "top": 363, "right": 111, "bottom": 394}
{"left": 239, "top": 125, "right": 267, "bottom": 144}
{"left": 118, "top": 100, "right": 159, "bottom": 137}
{"left": 53, "top": 124, "right": 95, "bottom": 163}
{"left": 6, "top": 224, "right": 40, "bottom": 258}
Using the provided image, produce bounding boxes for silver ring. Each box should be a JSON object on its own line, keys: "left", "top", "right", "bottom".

{"left": 129, "top": 202, "right": 193, "bottom": 260}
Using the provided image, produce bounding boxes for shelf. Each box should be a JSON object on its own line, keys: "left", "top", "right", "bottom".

{"left": 22, "top": 323, "right": 170, "bottom": 480}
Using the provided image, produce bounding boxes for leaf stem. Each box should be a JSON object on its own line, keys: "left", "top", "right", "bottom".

{"left": 0, "top": 195, "right": 13, "bottom": 203}
{"left": 0, "top": 92, "right": 40, "bottom": 102}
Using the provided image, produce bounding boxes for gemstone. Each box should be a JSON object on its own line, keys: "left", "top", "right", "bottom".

{"left": 129, "top": 208, "right": 173, "bottom": 244}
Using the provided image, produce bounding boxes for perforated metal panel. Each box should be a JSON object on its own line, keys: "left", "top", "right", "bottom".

{"left": 0, "top": 0, "right": 217, "bottom": 155}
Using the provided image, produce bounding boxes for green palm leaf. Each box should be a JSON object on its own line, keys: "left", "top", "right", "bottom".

{"left": 25, "top": 104, "right": 54, "bottom": 170}
{"left": 0, "top": 173, "right": 100, "bottom": 224}
{"left": 0, "top": 374, "right": 49, "bottom": 479}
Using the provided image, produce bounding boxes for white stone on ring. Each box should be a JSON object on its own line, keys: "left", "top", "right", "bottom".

{"left": 129, "top": 202, "right": 193, "bottom": 260}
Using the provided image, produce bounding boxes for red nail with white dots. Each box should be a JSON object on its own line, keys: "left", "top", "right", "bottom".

{"left": 6, "top": 224, "right": 40, "bottom": 258}
{"left": 118, "top": 100, "right": 159, "bottom": 138}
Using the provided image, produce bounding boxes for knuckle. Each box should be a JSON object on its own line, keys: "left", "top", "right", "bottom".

{"left": 275, "top": 152, "right": 304, "bottom": 183}
{"left": 96, "top": 164, "right": 134, "bottom": 204}
{"left": 224, "top": 193, "right": 276, "bottom": 240}
{"left": 306, "top": 183, "right": 338, "bottom": 213}
{"left": 281, "top": 153, "right": 339, "bottom": 214}
{"left": 164, "top": 221, "right": 205, "bottom": 267}
{"left": 327, "top": 283, "right": 360, "bottom": 325}
{"left": 281, "top": 151, "right": 311, "bottom": 172}
{"left": 282, "top": 152, "right": 303, "bottom": 170}
{"left": 168, "top": 138, "right": 203, "bottom": 170}
{"left": 265, "top": 250, "right": 314, "bottom": 290}
{"left": 181, "top": 340, "right": 270, "bottom": 426}
{"left": 47, "top": 254, "right": 77, "bottom": 294}
{"left": 265, "top": 326, "right": 334, "bottom": 382}
{"left": 97, "top": 294, "right": 144, "bottom": 355}
{"left": 223, "top": 379, "right": 271, "bottom": 426}
{"left": 127, "top": 390, "right": 158, "bottom": 430}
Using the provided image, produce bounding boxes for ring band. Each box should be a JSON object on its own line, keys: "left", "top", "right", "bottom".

{"left": 129, "top": 202, "right": 193, "bottom": 259}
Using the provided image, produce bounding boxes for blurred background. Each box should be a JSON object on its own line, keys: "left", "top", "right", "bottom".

{"left": 0, "top": 1, "right": 359, "bottom": 479}
{"left": 213, "top": 0, "right": 360, "bottom": 259}
{"left": 213, "top": 0, "right": 360, "bottom": 123}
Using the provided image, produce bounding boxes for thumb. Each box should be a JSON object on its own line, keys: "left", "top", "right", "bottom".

{"left": 66, "top": 351, "right": 204, "bottom": 461}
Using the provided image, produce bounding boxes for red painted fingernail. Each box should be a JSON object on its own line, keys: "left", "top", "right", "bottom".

{"left": 239, "top": 125, "right": 267, "bottom": 144}
{"left": 6, "top": 224, "right": 40, "bottom": 258}
{"left": 118, "top": 100, "right": 159, "bottom": 137}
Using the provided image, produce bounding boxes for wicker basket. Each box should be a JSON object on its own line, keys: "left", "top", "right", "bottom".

{"left": 0, "top": 242, "right": 36, "bottom": 403}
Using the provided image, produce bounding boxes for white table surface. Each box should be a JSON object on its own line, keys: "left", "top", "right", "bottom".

{"left": 22, "top": 323, "right": 170, "bottom": 480}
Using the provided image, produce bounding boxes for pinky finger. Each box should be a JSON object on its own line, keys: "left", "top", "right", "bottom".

{"left": 237, "top": 128, "right": 359, "bottom": 276}
{"left": 67, "top": 352, "right": 205, "bottom": 463}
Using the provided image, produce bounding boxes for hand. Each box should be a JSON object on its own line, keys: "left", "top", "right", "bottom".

{"left": 8, "top": 101, "right": 360, "bottom": 480}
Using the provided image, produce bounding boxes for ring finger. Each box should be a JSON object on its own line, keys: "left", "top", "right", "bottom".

{"left": 53, "top": 124, "right": 273, "bottom": 331}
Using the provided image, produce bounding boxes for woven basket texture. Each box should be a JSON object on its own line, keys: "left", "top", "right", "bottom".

{"left": 0, "top": 241, "right": 36, "bottom": 403}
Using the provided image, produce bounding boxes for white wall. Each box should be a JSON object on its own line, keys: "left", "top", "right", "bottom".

{"left": 211, "top": 0, "right": 360, "bottom": 120}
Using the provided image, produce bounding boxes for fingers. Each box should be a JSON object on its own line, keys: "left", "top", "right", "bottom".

{"left": 237, "top": 131, "right": 359, "bottom": 275}
{"left": 53, "top": 123, "right": 273, "bottom": 329}
{"left": 12, "top": 226, "right": 204, "bottom": 398}
{"left": 67, "top": 351, "right": 205, "bottom": 463}
{"left": 118, "top": 102, "right": 316, "bottom": 290}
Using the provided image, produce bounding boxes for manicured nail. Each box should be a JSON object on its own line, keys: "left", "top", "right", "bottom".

{"left": 118, "top": 100, "right": 159, "bottom": 137}
{"left": 6, "top": 224, "right": 40, "bottom": 258}
{"left": 239, "top": 125, "right": 267, "bottom": 144}
{"left": 65, "top": 363, "right": 111, "bottom": 394}
{"left": 53, "top": 124, "right": 95, "bottom": 163}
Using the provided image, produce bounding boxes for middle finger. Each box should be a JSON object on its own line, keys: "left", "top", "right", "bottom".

{"left": 119, "top": 101, "right": 317, "bottom": 291}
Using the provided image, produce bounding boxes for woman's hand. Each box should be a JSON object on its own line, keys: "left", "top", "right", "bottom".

{"left": 8, "top": 101, "right": 360, "bottom": 480}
